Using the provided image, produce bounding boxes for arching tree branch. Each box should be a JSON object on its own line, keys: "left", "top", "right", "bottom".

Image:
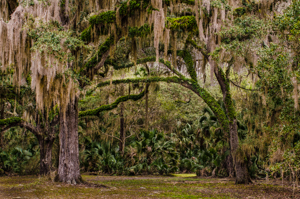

{"left": 0, "top": 117, "right": 22, "bottom": 126}
{"left": 97, "top": 76, "right": 183, "bottom": 88}
{"left": 79, "top": 85, "right": 149, "bottom": 117}
{"left": 97, "top": 76, "right": 230, "bottom": 133}
{"left": 107, "top": 56, "right": 185, "bottom": 79}
{"left": 19, "top": 122, "right": 40, "bottom": 138}
{"left": 0, "top": 117, "right": 40, "bottom": 138}
{"left": 177, "top": 50, "right": 197, "bottom": 81}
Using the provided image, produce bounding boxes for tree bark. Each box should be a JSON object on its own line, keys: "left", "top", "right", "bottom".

{"left": 39, "top": 137, "right": 54, "bottom": 175}
{"left": 7, "top": 0, "right": 18, "bottom": 17}
{"left": 119, "top": 102, "right": 125, "bottom": 155}
{"left": 145, "top": 89, "right": 149, "bottom": 131}
{"left": 225, "top": 152, "right": 235, "bottom": 178}
{"left": 229, "top": 120, "right": 251, "bottom": 184}
{"left": 119, "top": 83, "right": 125, "bottom": 155}
{"left": 56, "top": 97, "right": 82, "bottom": 184}
{"left": 214, "top": 67, "right": 251, "bottom": 184}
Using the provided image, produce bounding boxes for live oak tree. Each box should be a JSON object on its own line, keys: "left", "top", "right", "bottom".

{"left": 0, "top": 71, "right": 59, "bottom": 175}
{"left": 0, "top": 0, "right": 149, "bottom": 183}
{"left": 0, "top": 0, "right": 295, "bottom": 184}
{"left": 0, "top": 0, "right": 84, "bottom": 183}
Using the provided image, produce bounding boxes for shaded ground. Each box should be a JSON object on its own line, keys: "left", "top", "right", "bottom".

{"left": 0, "top": 174, "right": 298, "bottom": 198}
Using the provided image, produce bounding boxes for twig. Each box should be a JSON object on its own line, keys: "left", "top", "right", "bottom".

{"left": 230, "top": 80, "right": 259, "bottom": 91}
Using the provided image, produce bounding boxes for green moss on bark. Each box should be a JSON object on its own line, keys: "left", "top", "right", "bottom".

{"left": 79, "top": 88, "right": 147, "bottom": 117}
{"left": 119, "top": 0, "right": 150, "bottom": 17}
{"left": 80, "top": 26, "right": 92, "bottom": 42}
{"left": 83, "top": 35, "right": 114, "bottom": 70}
{"left": 177, "top": 50, "right": 197, "bottom": 81}
{"left": 89, "top": 11, "right": 116, "bottom": 26}
{"left": 218, "top": 67, "right": 236, "bottom": 121}
{"left": 166, "top": 16, "right": 197, "bottom": 33}
{"left": 128, "top": 24, "right": 151, "bottom": 37}
{"left": 107, "top": 57, "right": 184, "bottom": 79}
{"left": 164, "top": 0, "right": 195, "bottom": 6}
{"left": 0, "top": 117, "right": 22, "bottom": 126}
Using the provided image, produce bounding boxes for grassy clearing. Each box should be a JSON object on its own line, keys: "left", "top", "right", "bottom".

{"left": 0, "top": 175, "right": 298, "bottom": 198}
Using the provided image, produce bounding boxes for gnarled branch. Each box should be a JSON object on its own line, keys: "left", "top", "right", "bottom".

{"left": 79, "top": 85, "right": 149, "bottom": 117}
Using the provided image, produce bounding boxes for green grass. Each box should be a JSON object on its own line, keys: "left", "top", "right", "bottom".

{"left": 0, "top": 175, "right": 298, "bottom": 198}
{"left": 171, "top": 173, "right": 197, "bottom": 177}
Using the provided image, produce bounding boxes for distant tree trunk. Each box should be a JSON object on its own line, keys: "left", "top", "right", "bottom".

{"left": 55, "top": 135, "right": 60, "bottom": 169}
{"left": 0, "top": 100, "right": 4, "bottom": 149}
{"left": 0, "top": 131, "right": 2, "bottom": 150}
{"left": 119, "top": 102, "right": 125, "bottom": 155}
{"left": 119, "top": 83, "right": 125, "bottom": 155}
{"left": 17, "top": 121, "right": 57, "bottom": 176}
{"left": 39, "top": 137, "right": 54, "bottom": 175}
{"left": 56, "top": 97, "right": 82, "bottom": 184}
{"left": 225, "top": 152, "right": 235, "bottom": 178}
{"left": 145, "top": 89, "right": 149, "bottom": 131}
{"left": 0, "top": 100, "right": 4, "bottom": 119}
{"left": 145, "top": 66, "right": 150, "bottom": 132}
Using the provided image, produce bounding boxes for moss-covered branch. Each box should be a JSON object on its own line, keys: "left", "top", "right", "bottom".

{"left": 80, "top": 26, "right": 92, "bottom": 42}
{"left": 0, "top": 85, "right": 32, "bottom": 100}
{"left": 79, "top": 86, "right": 148, "bottom": 117}
{"left": 0, "top": 117, "right": 22, "bottom": 126}
{"left": 106, "top": 56, "right": 185, "bottom": 78}
{"left": 160, "top": 58, "right": 185, "bottom": 79}
{"left": 166, "top": 16, "right": 197, "bottom": 33}
{"left": 97, "top": 76, "right": 230, "bottom": 132}
{"left": 97, "top": 76, "right": 182, "bottom": 88}
{"left": 119, "top": 0, "right": 150, "bottom": 17}
{"left": 164, "top": 0, "right": 195, "bottom": 6}
{"left": 105, "top": 57, "right": 158, "bottom": 70}
{"left": 82, "top": 36, "right": 114, "bottom": 71}
{"left": 128, "top": 24, "right": 151, "bottom": 38}
{"left": 216, "top": 67, "right": 236, "bottom": 122}
{"left": 89, "top": 11, "right": 116, "bottom": 26}
{"left": 81, "top": 11, "right": 116, "bottom": 42}
{"left": 177, "top": 50, "right": 197, "bottom": 81}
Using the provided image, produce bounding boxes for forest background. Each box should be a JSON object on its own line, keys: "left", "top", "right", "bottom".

{"left": 0, "top": 0, "right": 299, "bottom": 186}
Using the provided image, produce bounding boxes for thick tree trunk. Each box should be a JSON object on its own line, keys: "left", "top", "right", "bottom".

{"left": 230, "top": 120, "right": 251, "bottom": 184}
{"left": 39, "top": 138, "right": 54, "bottom": 175}
{"left": 56, "top": 97, "right": 82, "bottom": 184}
{"left": 214, "top": 67, "right": 251, "bottom": 184}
